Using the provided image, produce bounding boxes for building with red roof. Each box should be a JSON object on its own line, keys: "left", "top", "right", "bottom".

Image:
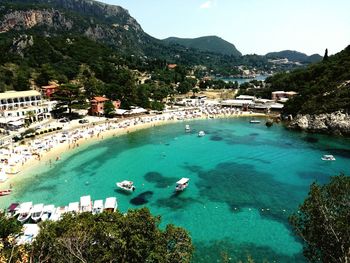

{"left": 89, "top": 96, "right": 121, "bottom": 116}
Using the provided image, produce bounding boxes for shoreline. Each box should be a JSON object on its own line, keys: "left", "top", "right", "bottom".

{"left": 0, "top": 110, "right": 266, "bottom": 195}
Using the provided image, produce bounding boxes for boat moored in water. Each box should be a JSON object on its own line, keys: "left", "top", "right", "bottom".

{"left": 41, "top": 205, "right": 55, "bottom": 221}
{"left": 249, "top": 119, "right": 261, "bottom": 124}
{"left": 198, "top": 131, "right": 205, "bottom": 137}
{"left": 7, "top": 203, "right": 19, "bottom": 217}
{"left": 185, "top": 125, "right": 191, "bottom": 132}
{"left": 17, "top": 202, "right": 33, "bottom": 223}
{"left": 321, "top": 155, "right": 336, "bottom": 161}
{"left": 92, "top": 200, "right": 104, "bottom": 215}
{"left": 175, "top": 178, "right": 190, "bottom": 192}
{"left": 67, "top": 202, "right": 80, "bottom": 213}
{"left": 116, "top": 180, "right": 136, "bottom": 192}
{"left": 80, "top": 195, "right": 92, "bottom": 212}
{"left": 0, "top": 189, "right": 12, "bottom": 196}
{"left": 31, "top": 203, "right": 44, "bottom": 222}
{"left": 104, "top": 197, "right": 117, "bottom": 212}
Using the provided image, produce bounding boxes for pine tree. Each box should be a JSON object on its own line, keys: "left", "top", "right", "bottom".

{"left": 323, "top": 48, "right": 329, "bottom": 61}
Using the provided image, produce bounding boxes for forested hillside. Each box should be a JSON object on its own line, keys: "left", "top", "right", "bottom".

{"left": 163, "top": 36, "right": 242, "bottom": 57}
{"left": 267, "top": 45, "right": 350, "bottom": 115}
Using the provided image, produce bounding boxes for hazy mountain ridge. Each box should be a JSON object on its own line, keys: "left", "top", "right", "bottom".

{"left": 163, "top": 36, "right": 242, "bottom": 57}
{"left": 265, "top": 50, "right": 322, "bottom": 63}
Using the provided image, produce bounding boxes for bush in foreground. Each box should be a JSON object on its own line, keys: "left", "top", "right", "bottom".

{"left": 289, "top": 175, "right": 350, "bottom": 263}
{"left": 31, "top": 207, "right": 193, "bottom": 263}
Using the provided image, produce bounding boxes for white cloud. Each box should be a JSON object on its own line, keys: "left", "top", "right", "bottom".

{"left": 200, "top": 0, "right": 215, "bottom": 9}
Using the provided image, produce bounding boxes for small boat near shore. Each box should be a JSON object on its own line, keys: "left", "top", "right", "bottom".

{"left": 7, "top": 203, "right": 19, "bottom": 217}
{"left": 31, "top": 203, "right": 44, "bottom": 222}
{"left": 116, "top": 180, "right": 136, "bottom": 192}
{"left": 104, "top": 197, "right": 117, "bottom": 212}
{"left": 321, "top": 155, "right": 336, "bottom": 161}
{"left": 175, "top": 178, "right": 190, "bottom": 192}
{"left": 198, "top": 131, "right": 205, "bottom": 137}
{"left": 0, "top": 189, "right": 12, "bottom": 196}
{"left": 80, "top": 195, "right": 92, "bottom": 212}
{"left": 17, "top": 202, "right": 33, "bottom": 223}
{"left": 92, "top": 200, "right": 104, "bottom": 215}
{"left": 41, "top": 205, "right": 55, "bottom": 221}
{"left": 185, "top": 124, "right": 191, "bottom": 132}
{"left": 249, "top": 119, "right": 261, "bottom": 124}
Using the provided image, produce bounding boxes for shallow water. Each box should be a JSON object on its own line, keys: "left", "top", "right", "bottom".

{"left": 2, "top": 118, "right": 350, "bottom": 262}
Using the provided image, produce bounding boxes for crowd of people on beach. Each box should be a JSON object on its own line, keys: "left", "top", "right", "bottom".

{"left": 0, "top": 105, "right": 250, "bottom": 184}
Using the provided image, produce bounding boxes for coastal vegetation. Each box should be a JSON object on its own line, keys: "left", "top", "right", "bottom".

{"left": 289, "top": 175, "right": 350, "bottom": 263}
{"left": 0, "top": 208, "right": 194, "bottom": 263}
{"left": 269, "top": 45, "right": 350, "bottom": 115}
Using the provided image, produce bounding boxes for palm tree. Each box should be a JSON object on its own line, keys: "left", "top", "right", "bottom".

{"left": 25, "top": 110, "right": 35, "bottom": 127}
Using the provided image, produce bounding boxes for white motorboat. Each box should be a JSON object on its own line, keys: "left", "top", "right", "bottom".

{"left": 80, "top": 195, "right": 92, "bottom": 212}
{"left": 116, "top": 180, "right": 135, "bottom": 192}
{"left": 321, "top": 155, "right": 336, "bottom": 161}
{"left": 7, "top": 203, "right": 19, "bottom": 217}
{"left": 0, "top": 168, "right": 8, "bottom": 182}
{"left": 50, "top": 206, "right": 66, "bottom": 221}
{"left": 30, "top": 203, "right": 44, "bottom": 222}
{"left": 92, "top": 200, "right": 104, "bottom": 215}
{"left": 249, "top": 119, "right": 261, "bottom": 124}
{"left": 104, "top": 197, "right": 117, "bottom": 212}
{"left": 41, "top": 205, "right": 55, "bottom": 221}
{"left": 175, "top": 178, "right": 190, "bottom": 192}
{"left": 198, "top": 131, "right": 205, "bottom": 137}
{"left": 17, "top": 202, "right": 33, "bottom": 223}
{"left": 185, "top": 125, "right": 191, "bottom": 132}
{"left": 67, "top": 202, "right": 80, "bottom": 213}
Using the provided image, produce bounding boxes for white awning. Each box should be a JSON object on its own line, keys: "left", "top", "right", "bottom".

{"left": 43, "top": 204, "right": 55, "bottom": 212}
{"left": 31, "top": 204, "right": 44, "bottom": 213}
{"left": 104, "top": 197, "right": 117, "bottom": 209}
{"left": 176, "top": 178, "right": 190, "bottom": 185}
{"left": 115, "top": 109, "right": 128, "bottom": 115}
{"left": 67, "top": 202, "right": 79, "bottom": 212}
{"left": 80, "top": 195, "right": 91, "bottom": 207}
{"left": 18, "top": 202, "right": 33, "bottom": 213}
{"left": 93, "top": 200, "right": 103, "bottom": 209}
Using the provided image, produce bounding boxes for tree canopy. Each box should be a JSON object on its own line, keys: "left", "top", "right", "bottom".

{"left": 30, "top": 208, "right": 194, "bottom": 263}
{"left": 289, "top": 175, "right": 350, "bottom": 263}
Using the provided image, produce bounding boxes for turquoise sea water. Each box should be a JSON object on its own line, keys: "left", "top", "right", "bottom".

{"left": 2, "top": 118, "right": 350, "bottom": 262}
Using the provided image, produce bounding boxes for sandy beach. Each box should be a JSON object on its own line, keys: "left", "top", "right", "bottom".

{"left": 0, "top": 108, "right": 267, "bottom": 192}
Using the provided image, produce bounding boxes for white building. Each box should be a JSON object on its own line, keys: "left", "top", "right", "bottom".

{"left": 0, "top": 90, "right": 56, "bottom": 126}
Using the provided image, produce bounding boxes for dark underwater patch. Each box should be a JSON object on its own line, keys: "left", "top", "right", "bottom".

{"left": 303, "top": 137, "right": 319, "bottom": 143}
{"left": 155, "top": 194, "right": 202, "bottom": 210}
{"left": 184, "top": 161, "right": 306, "bottom": 222}
{"left": 130, "top": 191, "right": 153, "bottom": 206}
{"left": 297, "top": 171, "right": 330, "bottom": 184}
{"left": 210, "top": 135, "right": 223, "bottom": 141}
{"left": 144, "top": 171, "right": 178, "bottom": 188}
{"left": 249, "top": 133, "right": 259, "bottom": 136}
{"left": 192, "top": 239, "right": 305, "bottom": 263}
{"left": 325, "top": 148, "right": 350, "bottom": 158}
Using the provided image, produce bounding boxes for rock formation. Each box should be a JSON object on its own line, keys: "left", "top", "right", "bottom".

{"left": 288, "top": 111, "right": 350, "bottom": 136}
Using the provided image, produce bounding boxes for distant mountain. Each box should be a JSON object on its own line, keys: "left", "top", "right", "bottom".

{"left": 266, "top": 45, "right": 350, "bottom": 115}
{"left": 163, "top": 36, "right": 242, "bottom": 57}
{"left": 265, "top": 50, "right": 322, "bottom": 63}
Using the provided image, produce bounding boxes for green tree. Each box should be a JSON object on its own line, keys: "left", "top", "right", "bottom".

{"left": 289, "top": 175, "right": 350, "bottom": 263}
{"left": 323, "top": 48, "right": 329, "bottom": 61}
{"left": 0, "top": 212, "right": 24, "bottom": 262}
{"left": 177, "top": 80, "right": 192, "bottom": 94}
{"left": 52, "top": 84, "right": 88, "bottom": 114}
{"left": 31, "top": 208, "right": 193, "bottom": 263}
{"left": 104, "top": 100, "right": 115, "bottom": 117}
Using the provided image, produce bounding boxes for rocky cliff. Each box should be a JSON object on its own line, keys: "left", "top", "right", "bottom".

{"left": 0, "top": 0, "right": 148, "bottom": 54}
{"left": 288, "top": 112, "right": 350, "bottom": 136}
{"left": 0, "top": 9, "right": 73, "bottom": 32}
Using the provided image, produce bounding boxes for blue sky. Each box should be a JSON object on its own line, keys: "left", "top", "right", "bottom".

{"left": 102, "top": 0, "right": 350, "bottom": 55}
